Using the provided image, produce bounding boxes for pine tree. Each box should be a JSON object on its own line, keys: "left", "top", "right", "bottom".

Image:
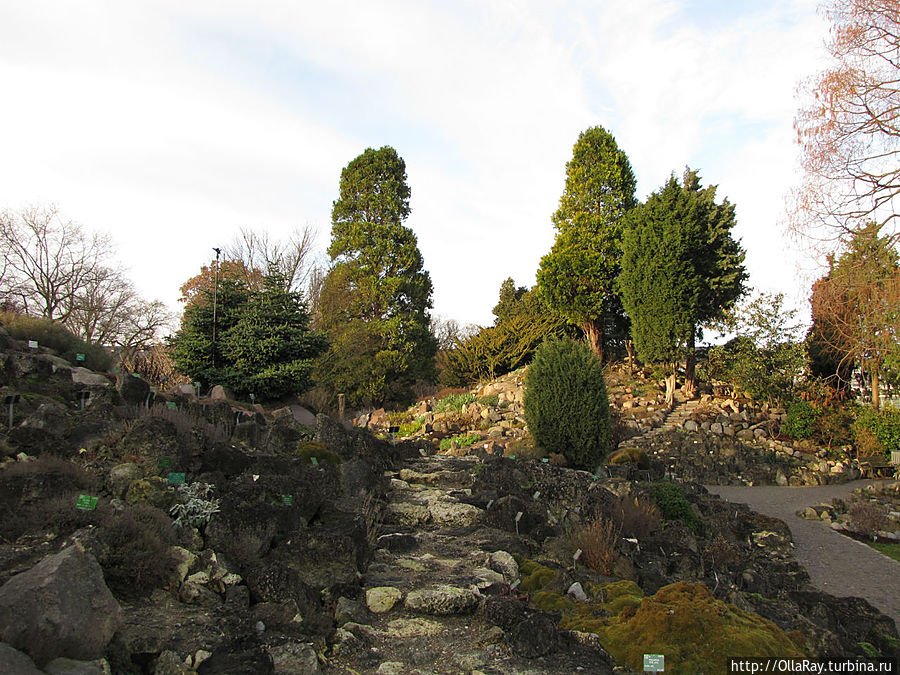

{"left": 537, "top": 126, "right": 637, "bottom": 361}
{"left": 317, "top": 147, "right": 437, "bottom": 408}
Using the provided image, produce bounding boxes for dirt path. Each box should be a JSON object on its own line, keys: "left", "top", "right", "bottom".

{"left": 706, "top": 480, "right": 900, "bottom": 626}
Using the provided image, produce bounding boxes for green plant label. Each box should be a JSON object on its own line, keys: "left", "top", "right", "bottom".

{"left": 643, "top": 654, "right": 664, "bottom": 672}
{"left": 76, "top": 495, "right": 98, "bottom": 511}
{"left": 509, "top": 455, "right": 515, "bottom": 460}
{"left": 166, "top": 401, "right": 177, "bottom": 410}
{"left": 168, "top": 472, "right": 186, "bottom": 485}
{"left": 133, "top": 373, "right": 142, "bottom": 379}
{"left": 157, "top": 456, "right": 173, "bottom": 470}
{"left": 76, "top": 353, "right": 85, "bottom": 361}
{"left": 541, "top": 458, "right": 549, "bottom": 463}
{"left": 592, "top": 474, "right": 599, "bottom": 480}
{"left": 281, "top": 494, "right": 293, "bottom": 506}
{"left": 28, "top": 340, "right": 38, "bottom": 349}
{"left": 311, "top": 457, "right": 318, "bottom": 466}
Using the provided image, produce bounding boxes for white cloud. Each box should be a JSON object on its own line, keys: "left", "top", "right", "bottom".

{"left": 0, "top": 0, "right": 831, "bottom": 327}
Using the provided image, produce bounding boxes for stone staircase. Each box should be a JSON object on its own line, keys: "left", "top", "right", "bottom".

{"left": 324, "top": 452, "right": 615, "bottom": 674}
{"left": 616, "top": 391, "right": 702, "bottom": 450}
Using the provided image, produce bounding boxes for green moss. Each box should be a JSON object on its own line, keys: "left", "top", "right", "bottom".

{"left": 592, "top": 582, "right": 803, "bottom": 674}
{"left": 438, "top": 433, "right": 481, "bottom": 451}
{"left": 519, "top": 560, "right": 556, "bottom": 593}
{"left": 294, "top": 442, "right": 342, "bottom": 466}
{"left": 532, "top": 590, "right": 576, "bottom": 613}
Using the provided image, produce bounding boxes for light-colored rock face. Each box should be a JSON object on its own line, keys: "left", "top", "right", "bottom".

{"left": 403, "top": 585, "right": 480, "bottom": 615}
{"left": 366, "top": 586, "right": 403, "bottom": 614}
{"left": 71, "top": 367, "right": 111, "bottom": 387}
{"left": 0, "top": 544, "right": 121, "bottom": 667}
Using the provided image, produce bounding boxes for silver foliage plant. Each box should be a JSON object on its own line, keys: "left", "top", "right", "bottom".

{"left": 169, "top": 482, "right": 220, "bottom": 529}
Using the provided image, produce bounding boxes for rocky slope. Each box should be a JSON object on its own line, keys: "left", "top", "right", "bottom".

{"left": 0, "top": 336, "right": 897, "bottom": 673}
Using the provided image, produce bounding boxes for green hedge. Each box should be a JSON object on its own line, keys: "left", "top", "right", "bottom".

{"left": 854, "top": 407, "right": 900, "bottom": 458}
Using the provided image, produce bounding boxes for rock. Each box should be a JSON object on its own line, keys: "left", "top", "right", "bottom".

{"left": 429, "top": 501, "right": 481, "bottom": 527}
{"left": 0, "top": 643, "right": 43, "bottom": 675}
{"left": 376, "top": 662, "right": 405, "bottom": 675}
{"left": 71, "top": 368, "right": 110, "bottom": 387}
{"left": 209, "top": 385, "right": 232, "bottom": 401}
{"left": 43, "top": 657, "right": 109, "bottom": 674}
{"left": 775, "top": 469, "right": 788, "bottom": 487}
{"left": 508, "top": 613, "right": 560, "bottom": 658}
{"left": 154, "top": 650, "right": 193, "bottom": 675}
{"left": 266, "top": 642, "right": 321, "bottom": 674}
{"left": 404, "top": 585, "right": 480, "bottom": 615}
{"left": 108, "top": 462, "right": 142, "bottom": 498}
{"left": 335, "top": 597, "right": 368, "bottom": 627}
{"left": 567, "top": 582, "right": 588, "bottom": 602}
{"left": 484, "top": 596, "right": 527, "bottom": 630}
{"left": 366, "top": 586, "right": 403, "bottom": 614}
{"left": 683, "top": 420, "right": 699, "bottom": 432}
{"left": 383, "top": 617, "right": 444, "bottom": 638}
{"left": 489, "top": 550, "right": 518, "bottom": 581}
{"left": 710, "top": 422, "right": 723, "bottom": 434}
{"left": 116, "top": 372, "right": 151, "bottom": 405}
{"left": 0, "top": 544, "right": 121, "bottom": 666}
{"left": 169, "top": 546, "right": 197, "bottom": 586}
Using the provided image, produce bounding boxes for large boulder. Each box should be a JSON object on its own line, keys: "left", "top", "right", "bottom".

{"left": 117, "top": 372, "right": 151, "bottom": 405}
{"left": 71, "top": 368, "right": 110, "bottom": 387}
{"left": 0, "top": 544, "right": 121, "bottom": 666}
{"left": 0, "top": 642, "right": 44, "bottom": 674}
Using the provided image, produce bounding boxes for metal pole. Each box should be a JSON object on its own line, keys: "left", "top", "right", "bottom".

{"left": 212, "top": 247, "right": 221, "bottom": 367}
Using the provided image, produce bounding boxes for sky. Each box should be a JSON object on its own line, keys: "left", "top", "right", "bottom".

{"left": 0, "top": 0, "right": 831, "bottom": 331}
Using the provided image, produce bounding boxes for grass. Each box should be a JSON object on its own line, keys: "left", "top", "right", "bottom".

{"left": 868, "top": 540, "right": 900, "bottom": 563}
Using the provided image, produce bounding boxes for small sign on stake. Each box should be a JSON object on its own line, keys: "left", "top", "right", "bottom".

{"left": 166, "top": 401, "right": 177, "bottom": 410}
{"left": 27, "top": 340, "right": 38, "bottom": 350}
{"left": 76, "top": 353, "right": 85, "bottom": 362}
{"left": 5, "top": 393, "right": 20, "bottom": 430}
{"left": 281, "top": 494, "right": 293, "bottom": 506}
{"left": 573, "top": 548, "right": 583, "bottom": 564}
{"left": 509, "top": 455, "right": 516, "bottom": 460}
{"left": 310, "top": 457, "right": 319, "bottom": 466}
{"left": 643, "top": 654, "right": 665, "bottom": 672}
{"left": 78, "top": 390, "right": 91, "bottom": 410}
{"left": 515, "top": 510, "right": 523, "bottom": 536}
{"left": 532, "top": 490, "right": 540, "bottom": 501}
{"left": 76, "top": 495, "right": 98, "bottom": 511}
{"left": 167, "top": 472, "right": 186, "bottom": 485}
{"left": 486, "top": 499, "right": 494, "bottom": 510}
{"left": 541, "top": 457, "right": 549, "bottom": 463}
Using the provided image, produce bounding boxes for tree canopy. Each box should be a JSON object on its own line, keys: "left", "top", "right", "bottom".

{"left": 537, "top": 126, "right": 637, "bottom": 361}
{"left": 316, "top": 146, "right": 436, "bottom": 408}
{"left": 620, "top": 172, "right": 746, "bottom": 406}
{"left": 792, "top": 0, "right": 900, "bottom": 242}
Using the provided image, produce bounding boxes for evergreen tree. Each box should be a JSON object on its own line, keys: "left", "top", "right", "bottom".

{"left": 492, "top": 277, "right": 529, "bottom": 325}
{"left": 537, "top": 126, "right": 637, "bottom": 361}
{"left": 620, "top": 172, "right": 744, "bottom": 407}
{"left": 317, "top": 147, "right": 437, "bottom": 408}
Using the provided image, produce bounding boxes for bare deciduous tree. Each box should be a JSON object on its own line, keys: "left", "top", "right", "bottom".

{"left": 0, "top": 205, "right": 114, "bottom": 322}
{"left": 792, "top": 0, "right": 900, "bottom": 244}
{"left": 225, "top": 224, "right": 317, "bottom": 297}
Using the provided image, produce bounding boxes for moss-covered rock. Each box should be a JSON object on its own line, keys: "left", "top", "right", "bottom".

{"left": 518, "top": 560, "right": 556, "bottom": 594}
{"left": 593, "top": 582, "right": 803, "bottom": 673}
{"left": 294, "top": 441, "right": 342, "bottom": 466}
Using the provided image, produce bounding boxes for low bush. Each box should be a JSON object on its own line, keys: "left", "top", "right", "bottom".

{"left": 438, "top": 433, "right": 481, "bottom": 452}
{"left": 650, "top": 480, "right": 700, "bottom": 533}
{"left": 433, "top": 392, "right": 475, "bottom": 413}
{"left": 612, "top": 495, "right": 660, "bottom": 539}
{"left": 294, "top": 441, "right": 342, "bottom": 466}
{"left": 853, "top": 407, "right": 900, "bottom": 458}
{"left": 782, "top": 400, "right": 820, "bottom": 439}
{"left": 169, "top": 482, "right": 220, "bottom": 529}
{"left": 524, "top": 339, "right": 610, "bottom": 470}
{"left": 0, "top": 311, "right": 112, "bottom": 371}
{"left": 849, "top": 502, "right": 891, "bottom": 538}
{"left": 578, "top": 518, "right": 620, "bottom": 575}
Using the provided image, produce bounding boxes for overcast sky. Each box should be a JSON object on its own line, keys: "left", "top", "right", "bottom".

{"left": 0, "top": 0, "right": 829, "bottom": 329}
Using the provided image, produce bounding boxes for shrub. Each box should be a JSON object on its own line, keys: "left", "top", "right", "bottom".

{"left": 94, "top": 505, "right": 176, "bottom": 599}
{"left": 169, "top": 482, "right": 220, "bottom": 529}
{"left": 578, "top": 518, "right": 620, "bottom": 575}
{"left": 433, "top": 392, "right": 476, "bottom": 413}
{"left": 849, "top": 502, "right": 891, "bottom": 538}
{"left": 294, "top": 441, "right": 342, "bottom": 466}
{"left": 477, "top": 394, "right": 500, "bottom": 408}
{"left": 0, "top": 311, "right": 113, "bottom": 371}
{"left": 523, "top": 338, "right": 610, "bottom": 470}
{"left": 853, "top": 407, "right": 900, "bottom": 458}
{"left": 782, "top": 400, "right": 820, "bottom": 439}
{"left": 650, "top": 480, "right": 700, "bottom": 533}
{"left": 612, "top": 495, "right": 661, "bottom": 539}
{"left": 438, "top": 433, "right": 481, "bottom": 452}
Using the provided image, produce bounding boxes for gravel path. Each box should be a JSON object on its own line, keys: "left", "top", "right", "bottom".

{"left": 706, "top": 480, "right": 900, "bottom": 627}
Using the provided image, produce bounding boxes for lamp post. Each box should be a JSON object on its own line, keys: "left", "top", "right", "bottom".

{"left": 212, "top": 247, "right": 221, "bottom": 367}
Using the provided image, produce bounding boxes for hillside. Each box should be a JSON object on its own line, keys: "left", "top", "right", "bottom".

{"left": 0, "top": 333, "right": 898, "bottom": 674}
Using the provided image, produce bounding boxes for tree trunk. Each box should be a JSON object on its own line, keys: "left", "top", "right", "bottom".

{"left": 625, "top": 339, "right": 635, "bottom": 376}
{"left": 871, "top": 367, "right": 881, "bottom": 409}
{"left": 582, "top": 319, "right": 604, "bottom": 363}
{"left": 664, "top": 368, "right": 677, "bottom": 411}
{"left": 682, "top": 331, "right": 697, "bottom": 399}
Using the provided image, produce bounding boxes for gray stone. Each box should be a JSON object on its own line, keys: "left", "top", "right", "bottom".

{"left": 0, "top": 642, "right": 43, "bottom": 675}
{"left": 366, "top": 586, "right": 402, "bottom": 614}
{"left": 383, "top": 617, "right": 443, "bottom": 638}
{"left": 683, "top": 419, "right": 699, "bottom": 432}
{"left": 209, "top": 385, "right": 232, "bottom": 401}
{"left": 404, "top": 585, "right": 480, "bottom": 615}
{"left": 71, "top": 368, "right": 110, "bottom": 387}
{"left": 376, "top": 662, "right": 406, "bottom": 675}
{"left": 116, "top": 372, "right": 151, "bottom": 405}
{"left": 267, "top": 642, "right": 321, "bottom": 674}
{"left": 43, "top": 657, "right": 109, "bottom": 674}
{"left": 0, "top": 544, "right": 121, "bottom": 666}
{"left": 489, "top": 550, "right": 518, "bottom": 581}
{"left": 108, "top": 462, "right": 141, "bottom": 498}
{"left": 567, "top": 582, "right": 588, "bottom": 602}
{"left": 429, "top": 501, "right": 480, "bottom": 527}
{"left": 153, "top": 650, "right": 193, "bottom": 675}
{"left": 335, "top": 597, "right": 368, "bottom": 627}
{"left": 710, "top": 422, "right": 723, "bottom": 434}
{"left": 384, "top": 502, "right": 430, "bottom": 526}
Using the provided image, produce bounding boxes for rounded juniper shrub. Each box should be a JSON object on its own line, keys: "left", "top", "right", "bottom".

{"left": 523, "top": 338, "right": 610, "bottom": 471}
